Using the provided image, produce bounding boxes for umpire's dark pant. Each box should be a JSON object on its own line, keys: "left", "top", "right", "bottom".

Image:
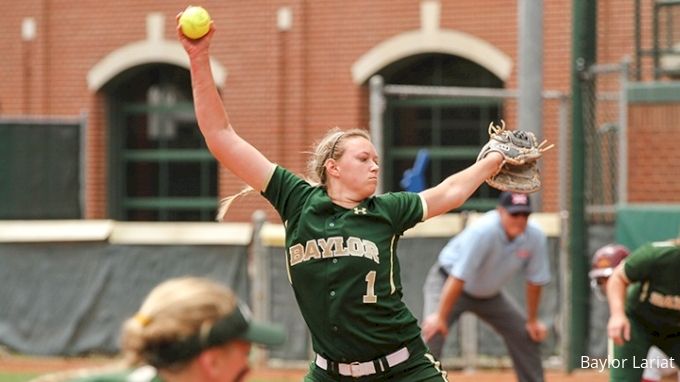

{"left": 422, "top": 262, "right": 545, "bottom": 382}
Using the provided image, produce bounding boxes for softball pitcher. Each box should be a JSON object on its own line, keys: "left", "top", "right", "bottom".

{"left": 176, "top": 12, "right": 548, "bottom": 381}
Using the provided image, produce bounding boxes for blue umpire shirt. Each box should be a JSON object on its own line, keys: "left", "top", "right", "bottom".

{"left": 438, "top": 210, "right": 551, "bottom": 298}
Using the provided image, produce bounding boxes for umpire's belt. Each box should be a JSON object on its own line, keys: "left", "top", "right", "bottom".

{"left": 315, "top": 346, "right": 410, "bottom": 378}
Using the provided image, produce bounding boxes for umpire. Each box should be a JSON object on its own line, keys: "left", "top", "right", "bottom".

{"left": 421, "top": 191, "right": 551, "bottom": 382}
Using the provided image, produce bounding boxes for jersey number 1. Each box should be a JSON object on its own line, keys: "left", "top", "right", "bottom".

{"left": 363, "top": 270, "right": 377, "bottom": 303}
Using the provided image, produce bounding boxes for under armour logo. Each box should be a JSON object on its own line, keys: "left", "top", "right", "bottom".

{"left": 354, "top": 207, "right": 367, "bottom": 215}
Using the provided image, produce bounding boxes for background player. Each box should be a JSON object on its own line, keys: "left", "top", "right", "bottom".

{"left": 606, "top": 235, "right": 680, "bottom": 382}
{"left": 175, "top": 8, "right": 549, "bottom": 381}
{"left": 589, "top": 244, "right": 679, "bottom": 382}
{"left": 421, "top": 191, "right": 551, "bottom": 382}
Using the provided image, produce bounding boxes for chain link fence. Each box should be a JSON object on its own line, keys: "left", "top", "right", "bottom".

{"left": 580, "top": 60, "right": 630, "bottom": 224}
{"left": 578, "top": 58, "right": 632, "bottom": 360}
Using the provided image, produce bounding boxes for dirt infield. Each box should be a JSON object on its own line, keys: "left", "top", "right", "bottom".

{"left": 249, "top": 368, "right": 610, "bottom": 381}
{"left": 0, "top": 355, "right": 612, "bottom": 381}
{"left": 243, "top": 368, "right": 611, "bottom": 381}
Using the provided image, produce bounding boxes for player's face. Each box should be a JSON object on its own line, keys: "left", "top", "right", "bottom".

{"left": 201, "top": 341, "right": 251, "bottom": 382}
{"left": 223, "top": 341, "right": 252, "bottom": 382}
{"left": 336, "top": 137, "right": 380, "bottom": 197}
{"left": 498, "top": 207, "right": 529, "bottom": 240}
{"left": 591, "top": 276, "right": 609, "bottom": 301}
{"left": 159, "top": 341, "right": 252, "bottom": 382}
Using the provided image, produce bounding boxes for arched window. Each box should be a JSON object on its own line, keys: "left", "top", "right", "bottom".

{"left": 106, "top": 64, "right": 217, "bottom": 221}
{"left": 379, "top": 53, "right": 504, "bottom": 211}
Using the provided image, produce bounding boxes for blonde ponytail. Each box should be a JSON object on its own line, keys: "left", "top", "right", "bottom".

{"left": 215, "top": 186, "right": 255, "bottom": 221}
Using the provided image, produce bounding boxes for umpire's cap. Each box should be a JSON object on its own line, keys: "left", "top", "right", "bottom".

{"left": 499, "top": 191, "right": 532, "bottom": 214}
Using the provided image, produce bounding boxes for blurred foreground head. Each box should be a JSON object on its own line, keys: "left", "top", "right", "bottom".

{"left": 121, "top": 277, "right": 285, "bottom": 382}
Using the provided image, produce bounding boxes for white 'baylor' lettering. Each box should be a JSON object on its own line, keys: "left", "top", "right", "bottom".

{"left": 289, "top": 236, "right": 379, "bottom": 266}
{"left": 649, "top": 291, "right": 680, "bottom": 310}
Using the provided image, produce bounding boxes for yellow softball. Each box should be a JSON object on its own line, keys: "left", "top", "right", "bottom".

{"left": 179, "top": 6, "right": 211, "bottom": 39}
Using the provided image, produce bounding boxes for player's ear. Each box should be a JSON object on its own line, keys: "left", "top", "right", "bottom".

{"left": 197, "top": 348, "right": 221, "bottom": 377}
{"left": 325, "top": 158, "right": 340, "bottom": 178}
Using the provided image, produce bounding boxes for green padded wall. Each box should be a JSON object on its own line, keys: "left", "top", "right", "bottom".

{"left": 616, "top": 204, "right": 680, "bottom": 250}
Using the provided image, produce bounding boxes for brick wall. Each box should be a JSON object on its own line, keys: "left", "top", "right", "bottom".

{"left": 2, "top": 0, "right": 674, "bottom": 222}
{"left": 628, "top": 104, "right": 680, "bottom": 202}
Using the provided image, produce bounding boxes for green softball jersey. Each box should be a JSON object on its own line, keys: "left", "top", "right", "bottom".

{"left": 261, "top": 165, "right": 425, "bottom": 362}
{"left": 624, "top": 240, "right": 680, "bottom": 331}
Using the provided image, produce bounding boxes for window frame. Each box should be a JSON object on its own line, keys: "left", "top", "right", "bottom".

{"left": 108, "top": 99, "right": 218, "bottom": 221}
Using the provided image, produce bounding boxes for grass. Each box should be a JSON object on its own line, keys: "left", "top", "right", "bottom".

{"left": 0, "top": 373, "right": 42, "bottom": 382}
{"left": 0, "top": 371, "right": 297, "bottom": 382}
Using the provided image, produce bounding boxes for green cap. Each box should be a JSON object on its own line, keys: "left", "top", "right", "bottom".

{"left": 145, "top": 300, "right": 286, "bottom": 368}
{"left": 238, "top": 301, "right": 287, "bottom": 346}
